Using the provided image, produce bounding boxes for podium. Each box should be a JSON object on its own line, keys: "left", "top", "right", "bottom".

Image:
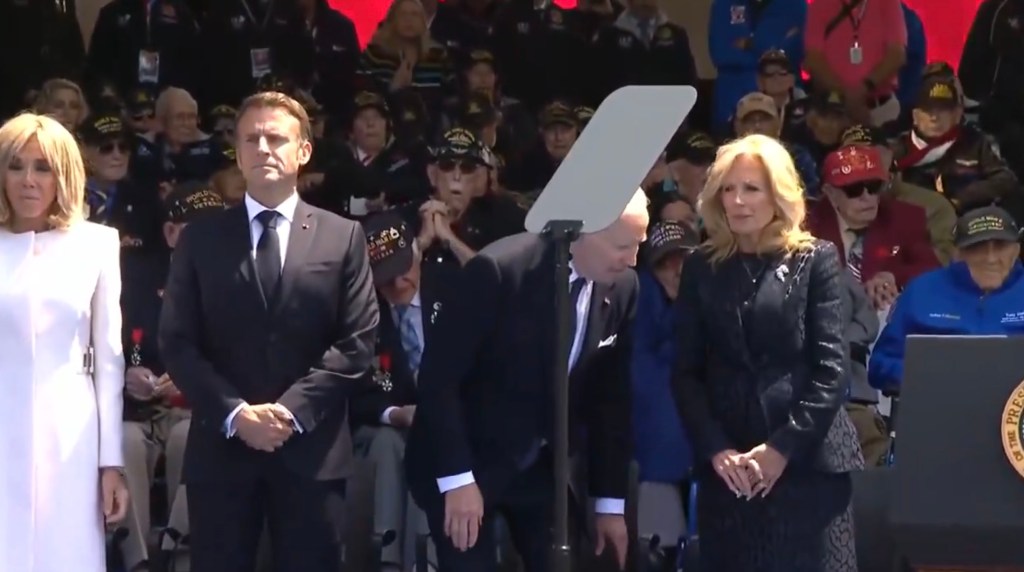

{"left": 891, "top": 335, "right": 1024, "bottom": 570}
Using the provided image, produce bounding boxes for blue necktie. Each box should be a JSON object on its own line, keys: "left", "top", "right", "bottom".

{"left": 396, "top": 305, "right": 422, "bottom": 376}
{"left": 568, "top": 277, "right": 587, "bottom": 366}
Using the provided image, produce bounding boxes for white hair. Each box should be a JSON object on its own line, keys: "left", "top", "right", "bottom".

{"left": 155, "top": 87, "right": 198, "bottom": 123}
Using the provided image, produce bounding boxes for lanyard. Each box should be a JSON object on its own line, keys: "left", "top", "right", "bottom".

{"left": 839, "top": 0, "right": 868, "bottom": 35}
{"left": 239, "top": 0, "right": 275, "bottom": 32}
{"left": 144, "top": 0, "right": 158, "bottom": 44}
{"left": 86, "top": 181, "right": 118, "bottom": 223}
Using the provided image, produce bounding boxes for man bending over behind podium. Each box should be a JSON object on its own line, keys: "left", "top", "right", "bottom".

{"left": 869, "top": 206, "right": 1024, "bottom": 390}
{"left": 404, "top": 189, "right": 650, "bottom": 571}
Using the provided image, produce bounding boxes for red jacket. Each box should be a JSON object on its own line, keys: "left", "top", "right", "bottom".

{"left": 805, "top": 197, "right": 940, "bottom": 288}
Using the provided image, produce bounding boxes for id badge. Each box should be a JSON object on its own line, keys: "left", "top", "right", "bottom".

{"left": 348, "top": 197, "right": 369, "bottom": 216}
{"left": 849, "top": 43, "right": 863, "bottom": 65}
{"left": 138, "top": 50, "right": 160, "bottom": 83}
{"left": 250, "top": 47, "right": 271, "bottom": 79}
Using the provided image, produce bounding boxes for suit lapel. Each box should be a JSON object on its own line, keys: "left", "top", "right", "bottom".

{"left": 272, "top": 201, "right": 315, "bottom": 316}
{"left": 227, "top": 205, "right": 265, "bottom": 311}
{"left": 579, "top": 281, "right": 613, "bottom": 362}
{"left": 420, "top": 286, "right": 439, "bottom": 344}
{"left": 814, "top": 202, "right": 848, "bottom": 263}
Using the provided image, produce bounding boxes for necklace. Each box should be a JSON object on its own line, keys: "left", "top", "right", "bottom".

{"left": 740, "top": 256, "right": 766, "bottom": 285}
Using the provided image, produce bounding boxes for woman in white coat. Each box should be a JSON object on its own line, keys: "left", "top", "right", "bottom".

{"left": 0, "top": 113, "right": 130, "bottom": 571}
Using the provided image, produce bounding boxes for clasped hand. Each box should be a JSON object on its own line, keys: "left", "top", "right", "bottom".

{"left": 233, "top": 403, "right": 295, "bottom": 452}
{"left": 711, "top": 443, "right": 788, "bottom": 499}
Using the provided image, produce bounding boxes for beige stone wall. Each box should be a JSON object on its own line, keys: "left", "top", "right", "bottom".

{"left": 661, "top": 0, "right": 715, "bottom": 79}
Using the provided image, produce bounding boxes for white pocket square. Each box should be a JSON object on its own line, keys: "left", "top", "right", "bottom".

{"left": 598, "top": 334, "right": 617, "bottom": 348}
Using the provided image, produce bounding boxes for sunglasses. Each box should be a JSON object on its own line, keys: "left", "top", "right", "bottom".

{"left": 98, "top": 141, "right": 131, "bottom": 155}
{"left": 837, "top": 180, "right": 886, "bottom": 198}
{"left": 132, "top": 111, "right": 155, "bottom": 121}
{"left": 437, "top": 158, "right": 479, "bottom": 174}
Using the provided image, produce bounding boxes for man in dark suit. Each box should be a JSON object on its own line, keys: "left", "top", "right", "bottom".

{"left": 404, "top": 189, "right": 651, "bottom": 571}
{"left": 351, "top": 211, "right": 451, "bottom": 571}
{"left": 159, "top": 91, "right": 380, "bottom": 572}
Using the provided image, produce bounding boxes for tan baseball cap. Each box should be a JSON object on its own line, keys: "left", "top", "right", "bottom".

{"left": 735, "top": 92, "right": 779, "bottom": 120}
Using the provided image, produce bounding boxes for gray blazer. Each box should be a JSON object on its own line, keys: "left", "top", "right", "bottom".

{"left": 841, "top": 269, "right": 880, "bottom": 404}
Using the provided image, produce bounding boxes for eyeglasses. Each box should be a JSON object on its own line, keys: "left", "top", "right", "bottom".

{"left": 437, "top": 158, "right": 479, "bottom": 174}
{"left": 98, "top": 141, "right": 131, "bottom": 155}
{"left": 837, "top": 180, "right": 886, "bottom": 198}
{"left": 760, "top": 70, "right": 792, "bottom": 78}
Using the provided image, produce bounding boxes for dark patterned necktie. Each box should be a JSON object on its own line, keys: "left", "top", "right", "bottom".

{"left": 255, "top": 210, "right": 282, "bottom": 301}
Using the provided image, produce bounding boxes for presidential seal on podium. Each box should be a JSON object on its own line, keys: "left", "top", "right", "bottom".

{"left": 1000, "top": 378, "right": 1024, "bottom": 479}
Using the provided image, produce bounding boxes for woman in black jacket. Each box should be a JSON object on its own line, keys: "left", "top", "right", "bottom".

{"left": 672, "top": 133, "right": 863, "bottom": 571}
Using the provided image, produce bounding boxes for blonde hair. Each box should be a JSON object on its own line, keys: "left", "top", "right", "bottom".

{"left": 33, "top": 78, "right": 89, "bottom": 127}
{"left": 369, "top": 0, "right": 438, "bottom": 57}
{"left": 698, "top": 134, "right": 814, "bottom": 263}
{"left": 0, "top": 113, "right": 86, "bottom": 230}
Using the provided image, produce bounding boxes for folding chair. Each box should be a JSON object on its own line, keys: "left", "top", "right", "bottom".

{"left": 369, "top": 530, "right": 397, "bottom": 572}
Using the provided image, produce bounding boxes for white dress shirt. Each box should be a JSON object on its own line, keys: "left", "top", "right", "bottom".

{"left": 223, "top": 192, "right": 303, "bottom": 437}
{"left": 436, "top": 264, "right": 624, "bottom": 515}
{"left": 380, "top": 291, "right": 424, "bottom": 425}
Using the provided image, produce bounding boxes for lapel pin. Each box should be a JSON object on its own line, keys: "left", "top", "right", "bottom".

{"left": 775, "top": 264, "right": 789, "bottom": 282}
{"left": 301, "top": 223, "right": 310, "bottom": 230}
{"left": 603, "top": 297, "right": 610, "bottom": 306}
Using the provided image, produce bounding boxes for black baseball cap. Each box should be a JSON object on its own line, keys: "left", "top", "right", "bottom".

{"left": 922, "top": 61, "right": 956, "bottom": 81}
{"left": 539, "top": 100, "right": 578, "bottom": 129}
{"left": 840, "top": 124, "right": 889, "bottom": 147}
{"left": 354, "top": 91, "right": 390, "bottom": 116}
{"left": 364, "top": 211, "right": 416, "bottom": 286}
{"left": 916, "top": 77, "right": 959, "bottom": 110}
{"left": 758, "top": 49, "right": 792, "bottom": 73}
{"left": 209, "top": 105, "right": 237, "bottom": 122}
{"left": 459, "top": 93, "right": 499, "bottom": 128}
{"left": 432, "top": 127, "right": 488, "bottom": 165}
{"left": 954, "top": 206, "right": 1021, "bottom": 248}
{"left": 809, "top": 90, "right": 847, "bottom": 115}
{"left": 462, "top": 48, "right": 497, "bottom": 72}
{"left": 665, "top": 130, "right": 717, "bottom": 165}
{"left": 164, "top": 182, "right": 225, "bottom": 224}
{"left": 79, "top": 113, "right": 129, "bottom": 145}
{"left": 126, "top": 87, "right": 156, "bottom": 117}
{"left": 646, "top": 221, "right": 700, "bottom": 266}
{"left": 575, "top": 105, "right": 595, "bottom": 127}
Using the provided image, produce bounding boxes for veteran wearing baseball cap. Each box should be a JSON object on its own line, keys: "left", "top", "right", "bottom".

{"left": 357, "top": 209, "right": 454, "bottom": 571}
{"left": 642, "top": 220, "right": 701, "bottom": 298}
{"left": 807, "top": 145, "right": 940, "bottom": 304}
{"left": 869, "top": 205, "right": 1024, "bottom": 390}
{"left": 414, "top": 128, "right": 525, "bottom": 274}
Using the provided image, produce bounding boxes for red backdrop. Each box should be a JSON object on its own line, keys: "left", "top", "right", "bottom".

{"left": 331, "top": 0, "right": 982, "bottom": 69}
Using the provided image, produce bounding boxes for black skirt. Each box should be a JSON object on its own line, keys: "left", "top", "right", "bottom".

{"left": 696, "top": 468, "right": 857, "bottom": 572}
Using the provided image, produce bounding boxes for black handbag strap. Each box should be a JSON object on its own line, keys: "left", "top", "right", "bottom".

{"left": 824, "top": 0, "right": 866, "bottom": 38}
